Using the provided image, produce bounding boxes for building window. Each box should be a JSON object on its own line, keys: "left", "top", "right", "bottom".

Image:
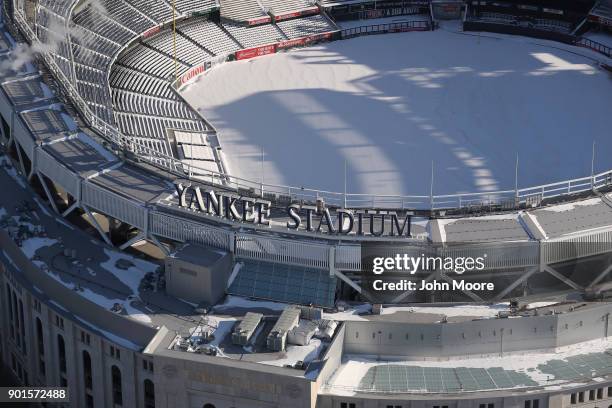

{"left": 5, "top": 284, "right": 14, "bottom": 339}
{"left": 609, "top": 387, "right": 612, "bottom": 397}
{"left": 34, "top": 299, "right": 41, "bottom": 313}
{"left": 55, "top": 315, "right": 64, "bottom": 330}
{"left": 598, "top": 389, "right": 604, "bottom": 399}
{"left": 144, "top": 379, "right": 155, "bottom": 408}
{"left": 571, "top": 393, "right": 576, "bottom": 404}
{"left": 18, "top": 299, "right": 26, "bottom": 353}
{"left": 83, "top": 351, "right": 92, "bottom": 390}
{"left": 35, "top": 318, "right": 45, "bottom": 376}
{"left": 110, "top": 346, "right": 121, "bottom": 360}
{"left": 579, "top": 392, "right": 584, "bottom": 403}
{"left": 111, "top": 365, "right": 123, "bottom": 406}
{"left": 526, "top": 400, "right": 539, "bottom": 408}
{"left": 81, "top": 331, "right": 91, "bottom": 346}
{"left": 143, "top": 360, "right": 154, "bottom": 373}
{"left": 591, "top": 390, "right": 596, "bottom": 401}
{"left": 57, "top": 335, "right": 66, "bottom": 374}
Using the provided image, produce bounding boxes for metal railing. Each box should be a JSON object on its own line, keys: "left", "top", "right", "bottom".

{"left": 576, "top": 37, "right": 612, "bottom": 58}
{"left": 341, "top": 20, "right": 431, "bottom": 38}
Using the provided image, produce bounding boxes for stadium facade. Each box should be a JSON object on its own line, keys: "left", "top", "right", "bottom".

{"left": 0, "top": 0, "right": 611, "bottom": 407}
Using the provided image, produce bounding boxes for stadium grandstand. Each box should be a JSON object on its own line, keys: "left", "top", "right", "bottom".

{"left": 31, "top": 0, "right": 339, "bottom": 179}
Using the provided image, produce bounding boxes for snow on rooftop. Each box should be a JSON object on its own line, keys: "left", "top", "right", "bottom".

{"left": 101, "top": 249, "right": 158, "bottom": 295}
{"left": 540, "top": 197, "right": 603, "bottom": 213}
{"left": 38, "top": 261, "right": 153, "bottom": 325}
{"left": 1, "top": 155, "right": 26, "bottom": 189}
{"left": 213, "top": 295, "right": 289, "bottom": 313}
{"left": 322, "top": 303, "right": 372, "bottom": 321}
{"left": 20, "top": 237, "right": 58, "bottom": 259}
{"left": 441, "top": 213, "right": 520, "bottom": 228}
{"left": 322, "top": 302, "right": 510, "bottom": 321}
{"left": 260, "top": 338, "right": 325, "bottom": 368}
{"left": 380, "top": 303, "right": 509, "bottom": 318}
{"left": 526, "top": 301, "right": 560, "bottom": 309}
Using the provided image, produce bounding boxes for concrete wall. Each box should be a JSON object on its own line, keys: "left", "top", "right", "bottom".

{"left": 151, "top": 350, "right": 317, "bottom": 408}
{"left": 317, "top": 323, "right": 346, "bottom": 386}
{"left": 343, "top": 304, "right": 612, "bottom": 357}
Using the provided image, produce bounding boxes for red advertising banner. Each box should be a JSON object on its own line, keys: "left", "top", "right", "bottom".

{"left": 235, "top": 44, "right": 277, "bottom": 60}
{"left": 366, "top": 9, "right": 384, "bottom": 19}
{"left": 247, "top": 16, "right": 272, "bottom": 26}
{"left": 180, "top": 64, "right": 206, "bottom": 85}
{"left": 277, "top": 32, "right": 335, "bottom": 50}
{"left": 274, "top": 7, "right": 319, "bottom": 22}
{"left": 589, "top": 15, "right": 612, "bottom": 27}
{"left": 142, "top": 26, "right": 161, "bottom": 39}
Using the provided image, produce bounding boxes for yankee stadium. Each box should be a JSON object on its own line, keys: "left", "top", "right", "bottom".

{"left": 0, "top": 0, "right": 611, "bottom": 406}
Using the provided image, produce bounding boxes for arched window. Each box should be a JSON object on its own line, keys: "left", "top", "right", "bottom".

{"left": 111, "top": 365, "right": 123, "bottom": 406}
{"left": 57, "top": 335, "right": 66, "bottom": 374}
{"left": 203, "top": 404, "right": 216, "bottom": 408}
{"left": 36, "top": 318, "right": 44, "bottom": 356}
{"left": 83, "top": 350, "right": 92, "bottom": 390}
{"left": 144, "top": 379, "right": 155, "bottom": 408}
{"left": 18, "top": 299, "right": 25, "bottom": 348}
{"left": 35, "top": 318, "right": 45, "bottom": 376}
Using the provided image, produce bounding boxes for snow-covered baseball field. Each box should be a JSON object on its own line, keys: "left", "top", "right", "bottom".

{"left": 181, "top": 29, "right": 611, "bottom": 196}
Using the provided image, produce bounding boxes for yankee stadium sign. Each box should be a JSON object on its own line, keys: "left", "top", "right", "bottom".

{"left": 174, "top": 183, "right": 413, "bottom": 237}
